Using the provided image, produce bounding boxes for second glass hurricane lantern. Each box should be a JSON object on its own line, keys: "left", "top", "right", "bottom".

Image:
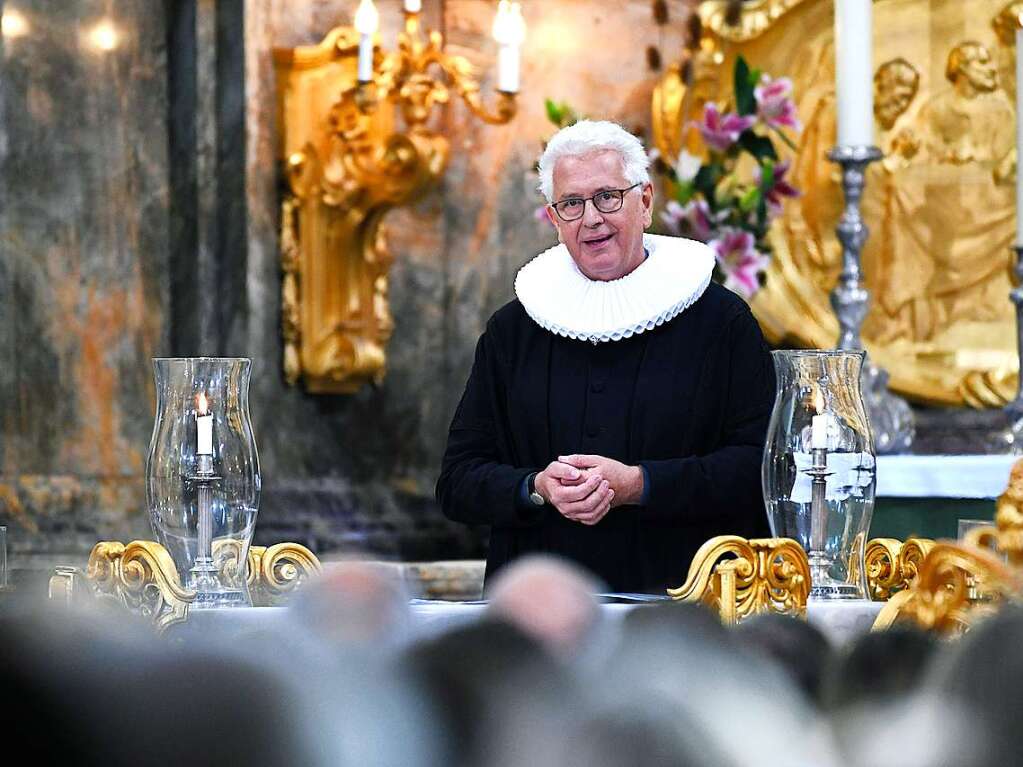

{"left": 146, "top": 358, "right": 260, "bottom": 608}
{"left": 762, "top": 350, "right": 876, "bottom": 600}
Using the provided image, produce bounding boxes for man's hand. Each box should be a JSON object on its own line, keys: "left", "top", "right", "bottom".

{"left": 535, "top": 460, "right": 615, "bottom": 526}
{"left": 558, "top": 454, "right": 644, "bottom": 508}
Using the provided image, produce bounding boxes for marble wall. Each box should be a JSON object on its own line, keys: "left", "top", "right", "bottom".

{"left": 0, "top": 0, "right": 693, "bottom": 580}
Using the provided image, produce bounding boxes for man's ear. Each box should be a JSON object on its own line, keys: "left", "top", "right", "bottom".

{"left": 642, "top": 183, "right": 654, "bottom": 228}
{"left": 546, "top": 206, "right": 564, "bottom": 242}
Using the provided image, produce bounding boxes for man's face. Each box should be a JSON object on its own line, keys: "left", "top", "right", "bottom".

{"left": 960, "top": 47, "right": 997, "bottom": 92}
{"left": 875, "top": 71, "right": 916, "bottom": 129}
{"left": 548, "top": 149, "right": 653, "bottom": 282}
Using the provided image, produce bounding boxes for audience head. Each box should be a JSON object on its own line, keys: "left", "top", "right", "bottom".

{"left": 486, "top": 554, "right": 603, "bottom": 659}
{"left": 288, "top": 557, "right": 410, "bottom": 650}
{"left": 823, "top": 625, "right": 939, "bottom": 711}
{"left": 733, "top": 612, "right": 833, "bottom": 705}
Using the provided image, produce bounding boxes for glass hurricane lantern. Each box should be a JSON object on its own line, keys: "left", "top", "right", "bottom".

{"left": 146, "top": 357, "right": 260, "bottom": 608}
{"left": 762, "top": 350, "right": 876, "bottom": 600}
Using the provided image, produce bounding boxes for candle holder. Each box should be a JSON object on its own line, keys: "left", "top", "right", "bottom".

{"left": 146, "top": 358, "right": 260, "bottom": 608}
{"left": 828, "top": 145, "right": 915, "bottom": 454}
{"left": 763, "top": 350, "right": 876, "bottom": 600}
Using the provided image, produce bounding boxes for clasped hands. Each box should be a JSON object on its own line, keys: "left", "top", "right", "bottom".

{"left": 534, "top": 454, "right": 644, "bottom": 526}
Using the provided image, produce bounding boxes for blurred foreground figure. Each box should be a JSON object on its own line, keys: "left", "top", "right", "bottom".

{"left": 438, "top": 119, "right": 774, "bottom": 593}
{"left": 486, "top": 554, "right": 602, "bottom": 659}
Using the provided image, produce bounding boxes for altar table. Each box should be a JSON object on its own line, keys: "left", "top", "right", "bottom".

{"left": 174, "top": 599, "right": 882, "bottom": 646}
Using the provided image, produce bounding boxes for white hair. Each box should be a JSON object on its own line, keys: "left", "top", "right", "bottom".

{"left": 537, "top": 120, "right": 651, "bottom": 202}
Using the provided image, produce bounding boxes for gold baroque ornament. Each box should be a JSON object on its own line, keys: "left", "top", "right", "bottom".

{"left": 49, "top": 540, "right": 324, "bottom": 632}
{"left": 654, "top": 0, "right": 1023, "bottom": 406}
{"left": 864, "top": 536, "right": 935, "bottom": 601}
{"left": 666, "top": 535, "right": 810, "bottom": 624}
{"left": 274, "top": 19, "right": 517, "bottom": 394}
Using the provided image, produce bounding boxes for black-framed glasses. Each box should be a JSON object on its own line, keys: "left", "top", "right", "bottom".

{"left": 550, "top": 183, "right": 642, "bottom": 222}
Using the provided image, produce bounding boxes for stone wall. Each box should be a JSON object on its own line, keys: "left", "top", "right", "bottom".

{"left": 0, "top": 0, "right": 693, "bottom": 583}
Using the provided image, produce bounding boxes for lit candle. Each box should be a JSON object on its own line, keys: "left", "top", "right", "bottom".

{"left": 1016, "top": 25, "right": 1023, "bottom": 244}
{"left": 492, "top": 1, "right": 525, "bottom": 93}
{"left": 196, "top": 392, "right": 213, "bottom": 456}
{"left": 834, "top": 0, "right": 873, "bottom": 147}
{"left": 355, "top": 0, "right": 379, "bottom": 83}
{"left": 810, "top": 388, "right": 837, "bottom": 450}
{"left": 404, "top": 0, "right": 422, "bottom": 12}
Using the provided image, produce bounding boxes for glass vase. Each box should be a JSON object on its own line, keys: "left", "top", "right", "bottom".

{"left": 146, "top": 358, "right": 260, "bottom": 608}
{"left": 762, "top": 350, "right": 876, "bottom": 600}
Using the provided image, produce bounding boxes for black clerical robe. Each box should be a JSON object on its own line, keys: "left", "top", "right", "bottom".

{"left": 437, "top": 282, "right": 774, "bottom": 593}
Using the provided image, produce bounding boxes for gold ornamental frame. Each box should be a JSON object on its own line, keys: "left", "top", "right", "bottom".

{"left": 275, "top": 17, "right": 517, "bottom": 394}
{"left": 653, "top": 0, "right": 1023, "bottom": 407}
{"left": 48, "top": 540, "right": 322, "bottom": 632}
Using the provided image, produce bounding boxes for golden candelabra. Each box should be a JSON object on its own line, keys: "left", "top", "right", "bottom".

{"left": 275, "top": 2, "right": 523, "bottom": 393}
{"left": 49, "top": 540, "right": 323, "bottom": 632}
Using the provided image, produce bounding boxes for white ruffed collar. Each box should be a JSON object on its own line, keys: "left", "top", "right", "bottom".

{"left": 514, "top": 233, "right": 715, "bottom": 343}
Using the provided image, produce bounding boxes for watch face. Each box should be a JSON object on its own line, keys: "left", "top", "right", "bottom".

{"left": 529, "top": 491, "right": 545, "bottom": 506}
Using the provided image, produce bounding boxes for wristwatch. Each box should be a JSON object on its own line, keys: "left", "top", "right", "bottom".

{"left": 527, "top": 472, "right": 546, "bottom": 506}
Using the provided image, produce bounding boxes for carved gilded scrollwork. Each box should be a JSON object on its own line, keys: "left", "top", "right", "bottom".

{"left": 698, "top": 0, "right": 809, "bottom": 43}
{"left": 51, "top": 540, "right": 324, "bottom": 631}
{"left": 87, "top": 541, "right": 195, "bottom": 631}
{"left": 865, "top": 537, "right": 935, "bottom": 601}
{"left": 248, "top": 542, "right": 323, "bottom": 607}
{"left": 274, "top": 17, "right": 516, "bottom": 394}
{"left": 667, "top": 535, "right": 810, "bottom": 624}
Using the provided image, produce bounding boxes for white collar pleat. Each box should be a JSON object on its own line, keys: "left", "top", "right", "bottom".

{"left": 514, "top": 233, "right": 715, "bottom": 343}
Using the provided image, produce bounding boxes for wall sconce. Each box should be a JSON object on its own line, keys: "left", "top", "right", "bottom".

{"left": 275, "top": 1, "right": 525, "bottom": 394}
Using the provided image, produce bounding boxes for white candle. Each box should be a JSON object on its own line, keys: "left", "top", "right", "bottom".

{"left": 497, "top": 45, "right": 519, "bottom": 93}
{"left": 404, "top": 0, "right": 422, "bottom": 12}
{"left": 196, "top": 393, "right": 213, "bottom": 456}
{"left": 492, "top": 1, "right": 525, "bottom": 93}
{"left": 811, "top": 414, "right": 833, "bottom": 450}
{"left": 834, "top": 0, "right": 874, "bottom": 147}
{"left": 1016, "top": 27, "right": 1023, "bottom": 244}
{"left": 354, "top": 0, "right": 379, "bottom": 83}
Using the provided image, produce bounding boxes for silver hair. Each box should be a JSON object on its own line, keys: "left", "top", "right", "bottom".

{"left": 537, "top": 120, "right": 651, "bottom": 203}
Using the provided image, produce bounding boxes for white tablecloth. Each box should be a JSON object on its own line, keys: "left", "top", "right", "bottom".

{"left": 176, "top": 599, "right": 883, "bottom": 646}
{"left": 875, "top": 454, "right": 1017, "bottom": 499}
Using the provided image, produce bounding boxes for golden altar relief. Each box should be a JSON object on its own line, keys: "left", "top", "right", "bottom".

{"left": 654, "top": 0, "right": 1023, "bottom": 406}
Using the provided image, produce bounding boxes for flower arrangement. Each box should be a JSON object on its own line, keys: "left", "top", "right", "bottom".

{"left": 659, "top": 56, "right": 801, "bottom": 298}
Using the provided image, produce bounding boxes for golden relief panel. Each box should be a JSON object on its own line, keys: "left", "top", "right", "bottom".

{"left": 655, "top": 0, "right": 1023, "bottom": 406}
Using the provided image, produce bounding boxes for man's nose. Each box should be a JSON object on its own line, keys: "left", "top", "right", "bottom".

{"left": 581, "top": 199, "right": 605, "bottom": 226}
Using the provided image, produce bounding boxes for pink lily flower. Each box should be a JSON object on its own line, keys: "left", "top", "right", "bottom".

{"left": 661, "top": 199, "right": 715, "bottom": 242}
{"left": 755, "top": 160, "right": 800, "bottom": 217}
{"left": 696, "top": 103, "right": 756, "bottom": 153}
{"left": 709, "top": 227, "right": 770, "bottom": 298}
{"left": 754, "top": 75, "right": 801, "bottom": 132}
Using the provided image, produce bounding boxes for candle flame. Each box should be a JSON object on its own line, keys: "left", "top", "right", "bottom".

{"left": 354, "top": 0, "right": 379, "bottom": 35}
{"left": 196, "top": 392, "right": 209, "bottom": 416}
{"left": 813, "top": 387, "right": 824, "bottom": 415}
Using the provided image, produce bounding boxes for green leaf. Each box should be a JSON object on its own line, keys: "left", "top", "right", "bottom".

{"left": 738, "top": 131, "right": 777, "bottom": 162}
{"left": 675, "top": 181, "right": 694, "bottom": 204}
{"left": 759, "top": 159, "right": 775, "bottom": 193}
{"left": 693, "top": 164, "right": 720, "bottom": 202}
{"left": 738, "top": 186, "right": 761, "bottom": 213}
{"left": 544, "top": 98, "right": 563, "bottom": 126}
{"left": 734, "top": 56, "right": 755, "bottom": 116}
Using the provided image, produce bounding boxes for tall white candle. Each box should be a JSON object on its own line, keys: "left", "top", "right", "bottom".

{"left": 354, "top": 0, "right": 379, "bottom": 83}
{"left": 834, "top": 0, "right": 874, "bottom": 147}
{"left": 492, "top": 1, "right": 525, "bottom": 93}
{"left": 1015, "top": 27, "right": 1023, "bottom": 244}
{"left": 497, "top": 45, "right": 519, "bottom": 93}
{"left": 196, "top": 393, "right": 213, "bottom": 456}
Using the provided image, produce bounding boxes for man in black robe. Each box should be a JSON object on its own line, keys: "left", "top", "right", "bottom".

{"left": 437, "top": 120, "right": 774, "bottom": 593}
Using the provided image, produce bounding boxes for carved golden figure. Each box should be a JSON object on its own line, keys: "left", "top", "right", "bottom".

{"left": 656, "top": 0, "right": 1023, "bottom": 406}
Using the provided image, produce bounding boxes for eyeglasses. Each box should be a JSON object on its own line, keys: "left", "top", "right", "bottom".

{"left": 549, "top": 183, "right": 642, "bottom": 222}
